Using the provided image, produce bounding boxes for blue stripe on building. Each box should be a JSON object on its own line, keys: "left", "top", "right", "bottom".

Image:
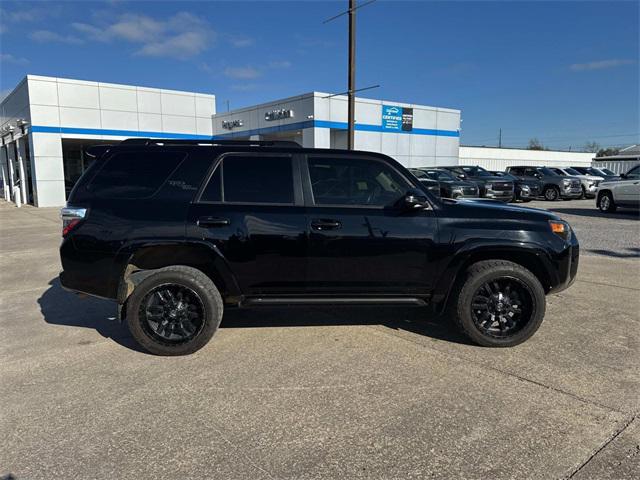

{"left": 30, "top": 121, "right": 460, "bottom": 140}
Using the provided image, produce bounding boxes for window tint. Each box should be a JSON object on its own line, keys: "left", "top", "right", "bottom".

{"left": 89, "top": 150, "right": 185, "bottom": 199}
{"left": 223, "top": 155, "right": 293, "bottom": 204}
{"left": 627, "top": 165, "right": 640, "bottom": 178}
{"left": 200, "top": 163, "right": 222, "bottom": 202}
{"left": 308, "top": 156, "right": 410, "bottom": 207}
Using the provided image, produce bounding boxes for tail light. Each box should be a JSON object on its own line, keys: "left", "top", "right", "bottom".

{"left": 60, "top": 207, "right": 87, "bottom": 237}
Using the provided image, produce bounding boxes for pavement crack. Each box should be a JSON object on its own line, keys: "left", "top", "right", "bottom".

{"left": 369, "top": 324, "right": 628, "bottom": 415}
{"left": 576, "top": 278, "right": 640, "bottom": 291}
{"left": 563, "top": 415, "right": 637, "bottom": 479}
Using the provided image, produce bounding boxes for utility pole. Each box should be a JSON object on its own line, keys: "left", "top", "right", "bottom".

{"left": 324, "top": 1, "right": 376, "bottom": 150}
{"left": 348, "top": 0, "right": 356, "bottom": 150}
{"left": 498, "top": 128, "right": 502, "bottom": 148}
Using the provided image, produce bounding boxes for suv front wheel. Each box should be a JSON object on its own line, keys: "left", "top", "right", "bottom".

{"left": 452, "top": 260, "right": 546, "bottom": 347}
{"left": 126, "top": 265, "right": 223, "bottom": 355}
{"left": 598, "top": 191, "right": 617, "bottom": 212}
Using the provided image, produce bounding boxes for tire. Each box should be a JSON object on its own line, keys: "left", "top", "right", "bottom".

{"left": 126, "top": 265, "right": 223, "bottom": 356}
{"left": 598, "top": 191, "right": 617, "bottom": 212}
{"left": 451, "top": 260, "right": 546, "bottom": 347}
{"left": 543, "top": 186, "right": 560, "bottom": 201}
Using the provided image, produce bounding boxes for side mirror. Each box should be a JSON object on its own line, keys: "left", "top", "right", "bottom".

{"left": 620, "top": 173, "right": 628, "bottom": 179}
{"left": 403, "top": 189, "right": 430, "bottom": 210}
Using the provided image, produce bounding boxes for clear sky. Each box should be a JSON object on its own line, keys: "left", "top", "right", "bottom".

{"left": 1, "top": 0, "right": 638, "bottom": 150}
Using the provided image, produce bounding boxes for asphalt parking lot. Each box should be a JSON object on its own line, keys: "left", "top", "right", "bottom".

{"left": 1, "top": 198, "right": 638, "bottom": 479}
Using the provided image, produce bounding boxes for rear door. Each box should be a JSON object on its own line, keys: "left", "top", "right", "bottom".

{"left": 187, "top": 152, "right": 308, "bottom": 295}
{"left": 303, "top": 153, "right": 439, "bottom": 296}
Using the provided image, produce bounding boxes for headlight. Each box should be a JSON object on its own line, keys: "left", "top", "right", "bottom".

{"left": 521, "top": 184, "right": 531, "bottom": 192}
{"left": 562, "top": 179, "right": 571, "bottom": 185}
{"left": 484, "top": 183, "right": 493, "bottom": 190}
{"left": 549, "top": 220, "right": 570, "bottom": 240}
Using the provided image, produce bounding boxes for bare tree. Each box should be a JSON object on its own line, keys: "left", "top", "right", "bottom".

{"left": 528, "top": 138, "right": 545, "bottom": 150}
{"left": 583, "top": 141, "right": 600, "bottom": 153}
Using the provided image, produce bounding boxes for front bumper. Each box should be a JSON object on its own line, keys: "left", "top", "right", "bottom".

{"left": 485, "top": 189, "right": 514, "bottom": 202}
{"left": 548, "top": 232, "right": 579, "bottom": 294}
{"left": 584, "top": 184, "right": 598, "bottom": 198}
{"left": 560, "top": 186, "right": 582, "bottom": 199}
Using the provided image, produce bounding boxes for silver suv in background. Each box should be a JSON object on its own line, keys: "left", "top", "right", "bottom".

{"left": 597, "top": 164, "right": 640, "bottom": 212}
{"left": 571, "top": 166, "right": 619, "bottom": 182}
{"left": 550, "top": 167, "right": 603, "bottom": 198}
{"left": 506, "top": 166, "right": 582, "bottom": 201}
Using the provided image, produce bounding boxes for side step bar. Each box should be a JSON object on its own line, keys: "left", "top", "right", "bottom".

{"left": 242, "top": 297, "right": 428, "bottom": 307}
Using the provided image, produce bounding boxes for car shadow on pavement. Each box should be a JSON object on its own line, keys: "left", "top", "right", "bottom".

{"left": 221, "top": 305, "right": 473, "bottom": 346}
{"left": 38, "top": 278, "right": 472, "bottom": 352}
{"left": 38, "top": 278, "right": 144, "bottom": 353}
{"left": 548, "top": 207, "right": 640, "bottom": 220}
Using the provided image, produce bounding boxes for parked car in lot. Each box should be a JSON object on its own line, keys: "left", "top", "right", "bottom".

{"left": 60, "top": 138, "right": 579, "bottom": 354}
{"left": 489, "top": 171, "right": 541, "bottom": 202}
{"left": 506, "top": 166, "right": 582, "bottom": 201}
{"left": 409, "top": 171, "right": 442, "bottom": 197}
{"left": 571, "top": 166, "right": 619, "bottom": 182}
{"left": 548, "top": 167, "right": 603, "bottom": 198}
{"left": 596, "top": 164, "right": 640, "bottom": 212}
{"left": 439, "top": 165, "right": 514, "bottom": 202}
{"left": 410, "top": 167, "right": 479, "bottom": 199}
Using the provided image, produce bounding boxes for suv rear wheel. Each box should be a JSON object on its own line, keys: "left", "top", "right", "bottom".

{"left": 126, "top": 266, "right": 223, "bottom": 355}
{"left": 452, "top": 260, "right": 546, "bottom": 347}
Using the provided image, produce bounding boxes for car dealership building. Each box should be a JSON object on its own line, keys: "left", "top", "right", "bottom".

{"left": 2, "top": 74, "right": 595, "bottom": 208}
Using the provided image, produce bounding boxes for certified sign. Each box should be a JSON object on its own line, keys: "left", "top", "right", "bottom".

{"left": 382, "top": 105, "right": 413, "bottom": 132}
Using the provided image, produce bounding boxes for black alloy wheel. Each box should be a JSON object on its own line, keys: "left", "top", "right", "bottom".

{"left": 139, "top": 283, "right": 205, "bottom": 344}
{"left": 470, "top": 277, "right": 533, "bottom": 339}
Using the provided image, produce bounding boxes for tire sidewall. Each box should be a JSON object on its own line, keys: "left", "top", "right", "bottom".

{"left": 544, "top": 186, "right": 559, "bottom": 201}
{"left": 598, "top": 192, "right": 614, "bottom": 212}
{"left": 456, "top": 264, "right": 546, "bottom": 347}
{"left": 127, "top": 269, "right": 222, "bottom": 356}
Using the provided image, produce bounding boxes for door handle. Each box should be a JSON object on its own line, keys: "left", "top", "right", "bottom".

{"left": 311, "top": 219, "right": 342, "bottom": 231}
{"left": 197, "top": 216, "right": 230, "bottom": 228}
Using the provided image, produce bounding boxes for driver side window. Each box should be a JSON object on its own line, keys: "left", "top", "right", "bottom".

{"left": 308, "top": 156, "right": 411, "bottom": 207}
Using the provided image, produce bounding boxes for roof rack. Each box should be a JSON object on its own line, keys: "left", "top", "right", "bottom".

{"left": 119, "top": 138, "right": 301, "bottom": 148}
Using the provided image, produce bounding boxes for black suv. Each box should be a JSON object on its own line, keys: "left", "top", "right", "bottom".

{"left": 60, "top": 139, "right": 578, "bottom": 355}
{"left": 410, "top": 168, "right": 479, "bottom": 199}
{"left": 489, "top": 171, "right": 542, "bottom": 202}
{"left": 439, "top": 166, "right": 514, "bottom": 202}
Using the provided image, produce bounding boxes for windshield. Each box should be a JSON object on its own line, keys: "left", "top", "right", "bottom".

{"left": 540, "top": 167, "right": 559, "bottom": 176}
{"left": 601, "top": 168, "right": 616, "bottom": 175}
{"left": 461, "top": 166, "right": 493, "bottom": 177}
{"left": 563, "top": 167, "right": 581, "bottom": 175}
{"left": 425, "top": 169, "right": 456, "bottom": 181}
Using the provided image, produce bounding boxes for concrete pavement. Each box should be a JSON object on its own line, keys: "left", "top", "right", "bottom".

{"left": 1, "top": 200, "right": 638, "bottom": 479}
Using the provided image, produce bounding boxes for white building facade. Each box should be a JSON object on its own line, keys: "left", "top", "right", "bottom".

{"left": 211, "top": 92, "right": 461, "bottom": 168}
{"left": 1, "top": 75, "right": 215, "bottom": 207}
{"left": 459, "top": 146, "right": 594, "bottom": 171}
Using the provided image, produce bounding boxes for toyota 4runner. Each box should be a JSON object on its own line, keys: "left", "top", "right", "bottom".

{"left": 60, "top": 139, "right": 579, "bottom": 355}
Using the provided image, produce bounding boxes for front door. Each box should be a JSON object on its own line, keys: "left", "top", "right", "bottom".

{"left": 187, "top": 152, "right": 307, "bottom": 295}
{"left": 617, "top": 165, "right": 640, "bottom": 205}
{"left": 304, "top": 154, "right": 438, "bottom": 296}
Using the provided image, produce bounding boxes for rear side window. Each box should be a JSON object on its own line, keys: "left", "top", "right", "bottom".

{"left": 200, "top": 155, "right": 294, "bottom": 204}
{"left": 89, "top": 150, "right": 185, "bottom": 199}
